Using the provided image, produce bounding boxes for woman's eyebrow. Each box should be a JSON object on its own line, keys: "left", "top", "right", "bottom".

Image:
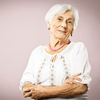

{"left": 67, "top": 18, "right": 73, "bottom": 20}
{"left": 57, "top": 16, "right": 74, "bottom": 21}
{"left": 57, "top": 16, "right": 63, "bottom": 18}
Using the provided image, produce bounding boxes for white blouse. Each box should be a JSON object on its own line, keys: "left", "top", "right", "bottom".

{"left": 19, "top": 41, "right": 92, "bottom": 99}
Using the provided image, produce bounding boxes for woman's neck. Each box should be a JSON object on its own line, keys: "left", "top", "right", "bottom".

{"left": 50, "top": 35, "right": 69, "bottom": 49}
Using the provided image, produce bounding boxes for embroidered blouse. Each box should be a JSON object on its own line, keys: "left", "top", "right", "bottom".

{"left": 19, "top": 41, "right": 92, "bottom": 99}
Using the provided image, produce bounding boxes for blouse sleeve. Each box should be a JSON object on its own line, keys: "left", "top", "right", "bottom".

{"left": 19, "top": 48, "right": 37, "bottom": 92}
{"left": 71, "top": 42, "right": 92, "bottom": 89}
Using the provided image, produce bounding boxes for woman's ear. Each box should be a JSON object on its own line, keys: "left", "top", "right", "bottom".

{"left": 47, "top": 21, "right": 51, "bottom": 30}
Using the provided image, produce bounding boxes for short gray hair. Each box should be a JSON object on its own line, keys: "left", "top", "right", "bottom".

{"left": 45, "top": 4, "right": 79, "bottom": 31}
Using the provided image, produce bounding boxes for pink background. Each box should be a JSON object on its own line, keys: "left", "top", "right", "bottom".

{"left": 0, "top": 0, "right": 100, "bottom": 100}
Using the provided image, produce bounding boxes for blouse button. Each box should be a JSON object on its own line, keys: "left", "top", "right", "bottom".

{"left": 66, "top": 71, "right": 68, "bottom": 74}
{"left": 64, "top": 64, "right": 66, "bottom": 66}
{"left": 44, "top": 59, "right": 46, "bottom": 61}
{"left": 65, "top": 67, "right": 67, "bottom": 70}
{"left": 39, "top": 70, "right": 41, "bottom": 73}
{"left": 38, "top": 75, "right": 40, "bottom": 77}
{"left": 42, "top": 63, "right": 44, "bottom": 65}
{"left": 63, "top": 60, "right": 65, "bottom": 62}
{"left": 51, "top": 83, "right": 54, "bottom": 86}
{"left": 40, "top": 66, "right": 43, "bottom": 69}
{"left": 51, "top": 78, "right": 54, "bottom": 81}
{"left": 61, "top": 56, "right": 64, "bottom": 58}
{"left": 51, "top": 69, "right": 54, "bottom": 72}
{"left": 66, "top": 76, "right": 69, "bottom": 79}
{"left": 52, "top": 65, "right": 54, "bottom": 68}
{"left": 51, "top": 74, "right": 53, "bottom": 76}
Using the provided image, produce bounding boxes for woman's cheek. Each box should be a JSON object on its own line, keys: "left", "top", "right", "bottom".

{"left": 68, "top": 26, "right": 73, "bottom": 33}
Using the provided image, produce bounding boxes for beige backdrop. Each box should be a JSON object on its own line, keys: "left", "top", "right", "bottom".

{"left": 0, "top": 0, "right": 100, "bottom": 100}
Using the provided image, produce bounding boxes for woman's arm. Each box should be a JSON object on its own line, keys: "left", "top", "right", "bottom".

{"left": 31, "top": 83, "right": 88, "bottom": 99}
{"left": 45, "top": 83, "right": 87, "bottom": 97}
{"left": 31, "top": 74, "right": 88, "bottom": 99}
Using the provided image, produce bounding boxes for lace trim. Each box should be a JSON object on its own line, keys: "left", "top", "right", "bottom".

{"left": 50, "top": 64, "right": 56, "bottom": 86}
{"left": 37, "top": 59, "right": 46, "bottom": 84}
{"left": 61, "top": 56, "right": 70, "bottom": 79}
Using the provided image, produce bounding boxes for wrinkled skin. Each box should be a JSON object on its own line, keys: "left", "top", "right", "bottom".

{"left": 23, "top": 73, "right": 88, "bottom": 99}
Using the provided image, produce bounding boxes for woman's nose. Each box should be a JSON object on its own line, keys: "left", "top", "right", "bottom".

{"left": 61, "top": 21, "right": 67, "bottom": 28}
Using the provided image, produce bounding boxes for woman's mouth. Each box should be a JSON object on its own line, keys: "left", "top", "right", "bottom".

{"left": 58, "top": 30, "right": 66, "bottom": 34}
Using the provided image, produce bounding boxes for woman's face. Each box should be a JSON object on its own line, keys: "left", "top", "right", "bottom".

{"left": 48, "top": 10, "right": 74, "bottom": 40}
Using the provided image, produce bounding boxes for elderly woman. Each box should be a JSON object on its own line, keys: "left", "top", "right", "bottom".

{"left": 19, "top": 4, "right": 91, "bottom": 100}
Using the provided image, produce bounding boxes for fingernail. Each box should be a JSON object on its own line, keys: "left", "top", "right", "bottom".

{"left": 24, "top": 96, "right": 26, "bottom": 98}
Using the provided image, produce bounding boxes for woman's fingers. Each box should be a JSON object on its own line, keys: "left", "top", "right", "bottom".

{"left": 24, "top": 88, "right": 37, "bottom": 98}
{"left": 73, "top": 81, "right": 79, "bottom": 85}
{"left": 65, "top": 73, "right": 82, "bottom": 85}
{"left": 23, "top": 87, "right": 33, "bottom": 92}
{"left": 69, "top": 82, "right": 73, "bottom": 85}
{"left": 67, "top": 80, "right": 80, "bottom": 85}
{"left": 31, "top": 91, "right": 37, "bottom": 99}
{"left": 24, "top": 91, "right": 32, "bottom": 98}
{"left": 23, "top": 87, "right": 33, "bottom": 95}
{"left": 65, "top": 77, "right": 82, "bottom": 85}
{"left": 73, "top": 73, "right": 81, "bottom": 77}
{"left": 66, "top": 81, "right": 79, "bottom": 85}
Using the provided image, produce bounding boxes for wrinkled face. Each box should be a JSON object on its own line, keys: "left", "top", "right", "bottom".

{"left": 48, "top": 10, "right": 75, "bottom": 40}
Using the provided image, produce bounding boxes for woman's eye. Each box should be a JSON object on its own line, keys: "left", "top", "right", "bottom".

{"left": 68, "top": 21, "right": 72, "bottom": 23}
{"left": 58, "top": 18, "right": 62, "bottom": 21}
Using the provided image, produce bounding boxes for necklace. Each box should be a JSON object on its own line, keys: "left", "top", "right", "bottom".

{"left": 49, "top": 40, "right": 70, "bottom": 51}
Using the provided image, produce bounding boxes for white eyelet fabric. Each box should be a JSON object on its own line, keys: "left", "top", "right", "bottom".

{"left": 19, "top": 41, "right": 92, "bottom": 99}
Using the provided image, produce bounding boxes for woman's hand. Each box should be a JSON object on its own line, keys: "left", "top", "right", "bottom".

{"left": 23, "top": 87, "right": 33, "bottom": 98}
{"left": 22, "top": 83, "right": 35, "bottom": 98}
{"left": 31, "top": 84, "right": 46, "bottom": 99}
{"left": 63, "top": 73, "right": 82, "bottom": 85}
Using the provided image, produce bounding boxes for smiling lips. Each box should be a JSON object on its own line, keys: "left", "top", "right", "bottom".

{"left": 58, "top": 30, "right": 66, "bottom": 34}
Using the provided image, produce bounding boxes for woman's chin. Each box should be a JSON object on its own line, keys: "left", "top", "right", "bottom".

{"left": 56, "top": 35, "right": 66, "bottom": 40}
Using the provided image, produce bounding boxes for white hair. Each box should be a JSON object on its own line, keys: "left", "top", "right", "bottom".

{"left": 45, "top": 4, "right": 79, "bottom": 31}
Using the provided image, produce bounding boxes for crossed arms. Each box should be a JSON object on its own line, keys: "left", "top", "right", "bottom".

{"left": 22, "top": 73, "right": 88, "bottom": 99}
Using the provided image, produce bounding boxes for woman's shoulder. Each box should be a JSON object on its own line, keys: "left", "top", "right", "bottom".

{"left": 74, "top": 41, "right": 85, "bottom": 46}
{"left": 72, "top": 41, "right": 86, "bottom": 49}
{"left": 71, "top": 41, "right": 88, "bottom": 56}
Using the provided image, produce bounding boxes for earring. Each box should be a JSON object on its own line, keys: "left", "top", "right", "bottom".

{"left": 48, "top": 28, "right": 50, "bottom": 30}
{"left": 71, "top": 34, "right": 72, "bottom": 36}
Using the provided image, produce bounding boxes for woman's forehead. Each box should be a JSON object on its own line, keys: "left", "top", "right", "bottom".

{"left": 54, "top": 10, "right": 74, "bottom": 20}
